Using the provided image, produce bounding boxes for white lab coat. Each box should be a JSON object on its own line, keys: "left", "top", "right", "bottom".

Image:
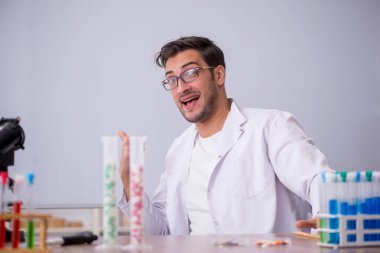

{"left": 119, "top": 100, "right": 332, "bottom": 235}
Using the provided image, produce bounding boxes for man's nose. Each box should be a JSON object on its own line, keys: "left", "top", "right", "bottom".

{"left": 176, "top": 79, "right": 190, "bottom": 94}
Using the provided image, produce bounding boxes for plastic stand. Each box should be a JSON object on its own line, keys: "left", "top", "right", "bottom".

{"left": 0, "top": 213, "right": 52, "bottom": 253}
{"left": 318, "top": 213, "right": 380, "bottom": 248}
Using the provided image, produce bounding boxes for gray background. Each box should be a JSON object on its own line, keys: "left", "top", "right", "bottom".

{"left": 1, "top": 0, "right": 379, "bottom": 207}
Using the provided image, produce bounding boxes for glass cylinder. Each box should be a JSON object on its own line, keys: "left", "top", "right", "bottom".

{"left": 129, "top": 136, "right": 145, "bottom": 245}
{"left": 124, "top": 136, "right": 151, "bottom": 250}
{"left": 96, "top": 136, "right": 119, "bottom": 251}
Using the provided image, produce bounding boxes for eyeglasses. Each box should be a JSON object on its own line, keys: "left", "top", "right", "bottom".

{"left": 162, "top": 66, "right": 214, "bottom": 91}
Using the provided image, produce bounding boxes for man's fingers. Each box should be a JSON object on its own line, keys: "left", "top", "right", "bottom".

{"left": 117, "top": 130, "right": 130, "bottom": 201}
{"left": 295, "top": 219, "right": 318, "bottom": 229}
{"left": 118, "top": 130, "right": 128, "bottom": 143}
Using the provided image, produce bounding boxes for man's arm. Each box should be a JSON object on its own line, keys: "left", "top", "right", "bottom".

{"left": 118, "top": 131, "right": 130, "bottom": 201}
{"left": 267, "top": 112, "right": 333, "bottom": 230}
{"left": 117, "top": 131, "right": 170, "bottom": 235}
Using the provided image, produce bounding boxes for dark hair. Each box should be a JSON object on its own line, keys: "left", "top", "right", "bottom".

{"left": 155, "top": 36, "right": 225, "bottom": 69}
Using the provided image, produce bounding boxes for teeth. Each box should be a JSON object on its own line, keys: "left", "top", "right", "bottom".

{"left": 182, "top": 96, "right": 198, "bottom": 103}
{"left": 183, "top": 98, "right": 197, "bottom": 105}
{"left": 180, "top": 93, "right": 200, "bottom": 106}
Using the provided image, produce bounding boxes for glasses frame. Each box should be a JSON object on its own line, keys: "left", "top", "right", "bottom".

{"left": 161, "top": 66, "right": 215, "bottom": 91}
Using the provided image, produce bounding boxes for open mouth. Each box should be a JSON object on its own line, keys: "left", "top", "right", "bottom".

{"left": 181, "top": 94, "right": 200, "bottom": 107}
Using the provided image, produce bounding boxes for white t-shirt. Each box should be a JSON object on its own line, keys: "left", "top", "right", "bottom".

{"left": 185, "top": 131, "right": 222, "bottom": 234}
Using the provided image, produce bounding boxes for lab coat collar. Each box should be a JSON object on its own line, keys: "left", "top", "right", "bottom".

{"left": 216, "top": 98, "right": 247, "bottom": 158}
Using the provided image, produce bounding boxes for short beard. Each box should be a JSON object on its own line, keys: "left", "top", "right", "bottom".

{"left": 181, "top": 82, "right": 218, "bottom": 123}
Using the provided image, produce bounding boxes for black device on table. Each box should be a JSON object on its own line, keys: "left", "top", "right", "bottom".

{"left": 0, "top": 117, "right": 26, "bottom": 242}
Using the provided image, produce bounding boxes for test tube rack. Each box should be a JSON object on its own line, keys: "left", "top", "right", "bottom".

{"left": 0, "top": 213, "right": 52, "bottom": 253}
{"left": 318, "top": 213, "right": 380, "bottom": 248}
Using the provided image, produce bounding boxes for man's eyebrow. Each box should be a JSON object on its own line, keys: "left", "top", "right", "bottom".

{"left": 182, "top": 61, "right": 199, "bottom": 69}
{"left": 165, "top": 61, "right": 200, "bottom": 76}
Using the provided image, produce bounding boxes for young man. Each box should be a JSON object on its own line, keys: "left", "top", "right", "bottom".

{"left": 118, "top": 36, "right": 332, "bottom": 235}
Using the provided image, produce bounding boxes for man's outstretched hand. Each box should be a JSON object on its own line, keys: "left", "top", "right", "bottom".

{"left": 118, "top": 130, "right": 130, "bottom": 201}
{"left": 295, "top": 217, "right": 318, "bottom": 230}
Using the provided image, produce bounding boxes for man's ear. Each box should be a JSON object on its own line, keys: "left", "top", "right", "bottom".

{"left": 215, "top": 65, "right": 225, "bottom": 86}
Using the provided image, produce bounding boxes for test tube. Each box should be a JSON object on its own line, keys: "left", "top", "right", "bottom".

{"left": 359, "top": 171, "right": 370, "bottom": 215}
{"left": 319, "top": 172, "right": 329, "bottom": 244}
{"left": 96, "top": 136, "right": 119, "bottom": 251}
{"left": 337, "top": 172, "right": 352, "bottom": 242}
{"left": 325, "top": 172, "right": 339, "bottom": 244}
{"left": 360, "top": 171, "right": 371, "bottom": 241}
{"left": 366, "top": 171, "right": 378, "bottom": 241}
{"left": 347, "top": 172, "right": 359, "bottom": 216}
{"left": 124, "top": 136, "right": 151, "bottom": 251}
{"left": 337, "top": 172, "right": 348, "bottom": 215}
{"left": 12, "top": 174, "right": 24, "bottom": 249}
{"left": 26, "top": 173, "right": 35, "bottom": 249}
{"left": 0, "top": 172, "right": 8, "bottom": 248}
{"left": 346, "top": 172, "right": 359, "bottom": 242}
{"left": 373, "top": 171, "right": 380, "bottom": 241}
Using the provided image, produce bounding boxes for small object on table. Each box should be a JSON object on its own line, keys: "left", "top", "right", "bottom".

{"left": 212, "top": 238, "right": 250, "bottom": 248}
{"left": 254, "top": 237, "right": 291, "bottom": 247}
{"left": 47, "top": 231, "right": 98, "bottom": 246}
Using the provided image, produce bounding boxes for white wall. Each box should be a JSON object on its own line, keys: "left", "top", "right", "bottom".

{"left": 1, "top": 0, "right": 379, "bottom": 207}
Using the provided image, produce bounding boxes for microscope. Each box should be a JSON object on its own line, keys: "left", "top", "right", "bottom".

{"left": 0, "top": 117, "right": 25, "bottom": 242}
{"left": 0, "top": 117, "right": 25, "bottom": 172}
